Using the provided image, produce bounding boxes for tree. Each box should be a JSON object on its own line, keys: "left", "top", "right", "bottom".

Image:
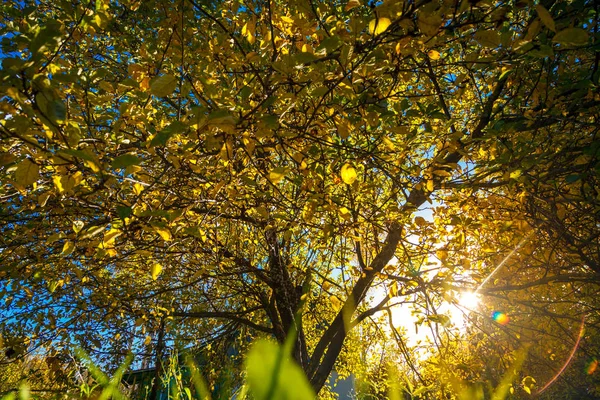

{"left": 1, "top": 0, "right": 599, "bottom": 396}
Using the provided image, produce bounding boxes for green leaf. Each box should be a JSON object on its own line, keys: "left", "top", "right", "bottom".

{"left": 14, "top": 159, "right": 40, "bottom": 186}
{"left": 528, "top": 45, "right": 554, "bottom": 58}
{"left": 150, "top": 74, "right": 178, "bottom": 97}
{"left": 150, "top": 121, "right": 187, "bottom": 147}
{"left": 316, "top": 36, "right": 342, "bottom": 54}
{"left": 58, "top": 149, "right": 96, "bottom": 162}
{"left": 474, "top": 31, "right": 501, "bottom": 48}
{"left": 245, "top": 340, "right": 315, "bottom": 400}
{"left": 35, "top": 94, "right": 66, "bottom": 124}
{"left": 536, "top": 5, "right": 556, "bottom": 32}
{"left": 565, "top": 174, "right": 580, "bottom": 183}
{"left": 47, "top": 99, "right": 66, "bottom": 124}
{"left": 116, "top": 206, "right": 132, "bottom": 219}
{"left": 111, "top": 154, "right": 141, "bottom": 169}
{"left": 552, "top": 28, "right": 589, "bottom": 46}
{"left": 293, "top": 52, "right": 317, "bottom": 65}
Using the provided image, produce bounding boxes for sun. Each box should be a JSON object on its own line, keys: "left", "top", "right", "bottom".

{"left": 457, "top": 291, "right": 480, "bottom": 310}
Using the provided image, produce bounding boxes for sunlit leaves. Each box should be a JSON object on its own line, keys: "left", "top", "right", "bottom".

{"left": 61, "top": 241, "right": 75, "bottom": 256}
{"left": 241, "top": 20, "right": 256, "bottom": 44}
{"left": 269, "top": 167, "right": 287, "bottom": 184}
{"left": 368, "top": 18, "right": 391, "bottom": 36}
{"left": 52, "top": 172, "right": 83, "bottom": 194}
{"left": 72, "top": 221, "right": 84, "bottom": 234}
{"left": 1, "top": 0, "right": 599, "bottom": 397}
{"left": 151, "top": 263, "right": 163, "bottom": 280}
{"left": 58, "top": 149, "right": 101, "bottom": 172}
{"left": 428, "top": 50, "right": 441, "bottom": 60}
{"left": 340, "top": 164, "right": 357, "bottom": 184}
{"left": 154, "top": 227, "right": 172, "bottom": 242}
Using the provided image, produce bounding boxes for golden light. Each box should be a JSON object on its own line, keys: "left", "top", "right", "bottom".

{"left": 458, "top": 291, "right": 480, "bottom": 310}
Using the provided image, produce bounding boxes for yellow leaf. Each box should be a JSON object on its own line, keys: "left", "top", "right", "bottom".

{"left": 340, "top": 163, "right": 357, "bottom": 184}
{"left": 382, "top": 136, "right": 395, "bottom": 150}
{"left": 345, "top": 0, "right": 361, "bottom": 11}
{"left": 245, "top": 52, "right": 259, "bottom": 62}
{"left": 102, "top": 228, "right": 122, "bottom": 247}
{"left": 269, "top": 167, "right": 287, "bottom": 184}
{"left": 53, "top": 175, "right": 65, "bottom": 193}
{"left": 436, "top": 249, "right": 448, "bottom": 261}
{"left": 155, "top": 227, "right": 172, "bottom": 241}
{"left": 426, "top": 179, "right": 434, "bottom": 192}
{"left": 432, "top": 169, "right": 451, "bottom": 177}
{"left": 133, "top": 183, "right": 144, "bottom": 195}
{"left": 220, "top": 138, "right": 233, "bottom": 161}
{"left": 242, "top": 21, "right": 256, "bottom": 44}
{"left": 84, "top": 159, "right": 101, "bottom": 173}
{"left": 144, "top": 335, "right": 152, "bottom": 346}
{"left": 151, "top": 263, "right": 163, "bottom": 280}
{"left": 61, "top": 241, "right": 75, "bottom": 256}
{"left": 428, "top": 50, "right": 440, "bottom": 60}
{"left": 52, "top": 172, "right": 82, "bottom": 194}
{"left": 368, "top": 17, "right": 391, "bottom": 36}
{"left": 15, "top": 159, "right": 40, "bottom": 186}
{"left": 389, "top": 281, "right": 399, "bottom": 297}
{"left": 70, "top": 171, "right": 83, "bottom": 187}
{"left": 330, "top": 295, "right": 342, "bottom": 311}
{"left": 73, "top": 220, "right": 84, "bottom": 234}
{"left": 339, "top": 206, "right": 351, "bottom": 220}
{"left": 414, "top": 216, "right": 426, "bottom": 226}
{"left": 535, "top": 5, "right": 556, "bottom": 32}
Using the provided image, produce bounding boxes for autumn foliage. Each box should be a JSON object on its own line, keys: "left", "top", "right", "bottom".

{"left": 1, "top": 0, "right": 599, "bottom": 398}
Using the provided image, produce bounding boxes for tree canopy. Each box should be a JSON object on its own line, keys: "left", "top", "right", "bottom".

{"left": 1, "top": 0, "right": 599, "bottom": 397}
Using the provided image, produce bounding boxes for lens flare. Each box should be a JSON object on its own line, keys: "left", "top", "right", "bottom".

{"left": 492, "top": 311, "right": 510, "bottom": 325}
{"left": 537, "top": 315, "right": 586, "bottom": 395}
{"left": 585, "top": 359, "right": 598, "bottom": 375}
